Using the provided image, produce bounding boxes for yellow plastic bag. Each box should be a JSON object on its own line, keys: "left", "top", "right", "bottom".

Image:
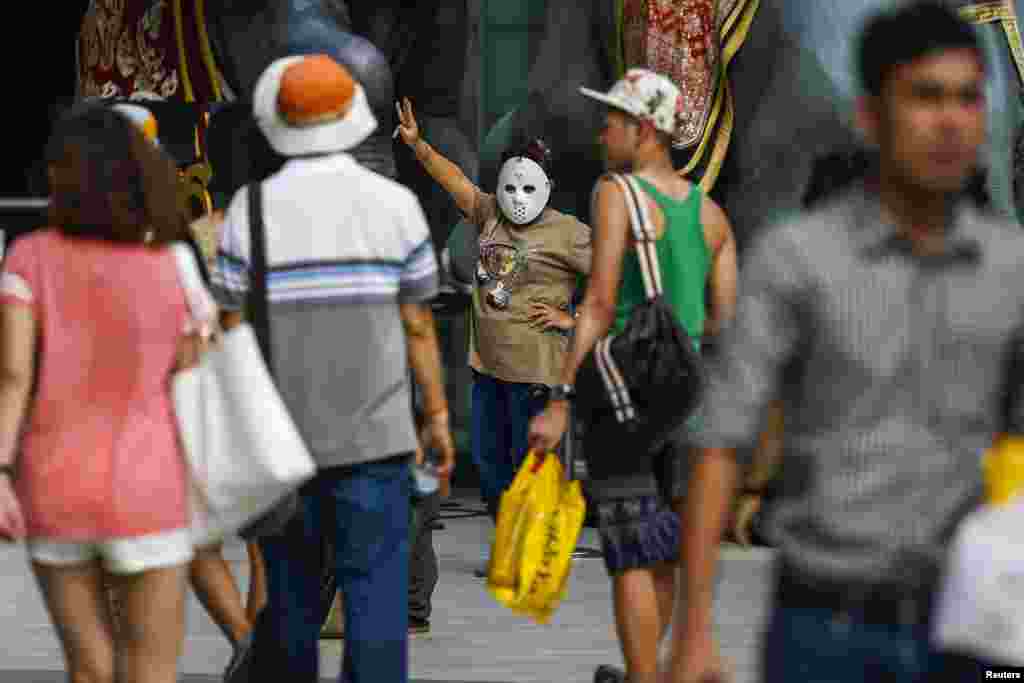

{"left": 500, "top": 455, "right": 563, "bottom": 615}
{"left": 488, "top": 452, "right": 561, "bottom": 601}
{"left": 487, "top": 451, "right": 587, "bottom": 624}
{"left": 984, "top": 436, "right": 1024, "bottom": 505}
{"left": 488, "top": 451, "right": 548, "bottom": 590}
{"left": 512, "top": 478, "right": 587, "bottom": 622}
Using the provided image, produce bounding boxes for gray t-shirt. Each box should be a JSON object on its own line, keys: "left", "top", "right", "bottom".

{"left": 210, "top": 154, "right": 439, "bottom": 469}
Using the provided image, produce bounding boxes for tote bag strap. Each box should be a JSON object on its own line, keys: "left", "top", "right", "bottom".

{"left": 607, "top": 173, "right": 664, "bottom": 300}
{"left": 171, "top": 243, "right": 218, "bottom": 340}
{"left": 246, "top": 182, "right": 274, "bottom": 375}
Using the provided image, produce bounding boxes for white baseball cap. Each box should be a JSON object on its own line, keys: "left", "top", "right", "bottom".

{"left": 580, "top": 68, "right": 684, "bottom": 136}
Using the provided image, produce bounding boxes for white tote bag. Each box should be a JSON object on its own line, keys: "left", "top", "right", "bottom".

{"left": 171, "top": 243, "right": 317, "bottom": 548}
{"left": 932, "top": 498, "right": 1024, "bottom": 665}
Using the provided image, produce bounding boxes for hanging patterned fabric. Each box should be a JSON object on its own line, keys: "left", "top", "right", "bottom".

{"left": 77, "top": 0, "right": 230, "bottom": 216}
{"left": 617, "top": 0, "right": 759, "bottom": 192}
{"left": 78, "top": 0, "right": 228, "bottom": 104}
{"left": 959, "top": 2, "right": 1024, "bottom": 217}
{"left": 622, "top": 0, "right": 719, "bottom": 150}
{"left": 959, "top": 2, "right": 1024, "bottom": 87}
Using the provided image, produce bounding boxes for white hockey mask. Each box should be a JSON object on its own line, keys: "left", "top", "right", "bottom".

{"left": 497, "top": 156, "right": 552, "bottom": 225}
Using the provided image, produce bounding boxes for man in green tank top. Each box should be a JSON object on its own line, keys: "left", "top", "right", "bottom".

{"left": 528, "top": 68, "right": 737, "bottom": 683}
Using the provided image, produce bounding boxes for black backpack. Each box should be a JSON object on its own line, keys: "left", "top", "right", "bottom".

{"left": 574, "top": 173, "right": 705, "bottom": 453}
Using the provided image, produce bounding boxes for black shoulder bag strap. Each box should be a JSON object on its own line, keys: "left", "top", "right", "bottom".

{"left": 238, "top": 181, "right": 304, "bottom": 540}
{"left": 246, "top": 181, "right": 272, "bottom": 373}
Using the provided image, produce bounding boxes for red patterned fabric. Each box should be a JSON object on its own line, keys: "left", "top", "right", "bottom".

{"left": 622, "top": 0, "right": 721, "bottom": 149}
{"left": 78, "top": 0, "right": 219, "bottom": 105}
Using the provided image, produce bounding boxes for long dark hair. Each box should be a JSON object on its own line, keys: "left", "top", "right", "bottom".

{"left": 501, "top": 138, "right": 555, "bottom": 181}
{"left": 44, "top": 104, "right": 184, "bottom": 245}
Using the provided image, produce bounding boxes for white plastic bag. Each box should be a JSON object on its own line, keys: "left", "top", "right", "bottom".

{"left": 932, "top": 498, "right": 1024, "bottom": 665}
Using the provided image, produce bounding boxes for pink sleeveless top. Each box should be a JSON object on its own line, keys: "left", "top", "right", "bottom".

{"left": 0, "top": 229, "right": 192, "bottom": 540}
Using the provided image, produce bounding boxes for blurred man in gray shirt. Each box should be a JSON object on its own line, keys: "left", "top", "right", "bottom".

{"left": 670, "top": 2, "right": 1024, "bottom": 682}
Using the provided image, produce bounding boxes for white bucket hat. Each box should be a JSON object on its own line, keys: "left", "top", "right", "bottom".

{"left": 253, "top": 54, "right": 378, "bottom": 157}
{"left": 580, "top": 68, "right": 684, "bottom": 137}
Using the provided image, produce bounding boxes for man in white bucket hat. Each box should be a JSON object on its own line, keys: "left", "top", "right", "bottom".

{"left": 210, "top": 53, "right": 455, "bottom": 683}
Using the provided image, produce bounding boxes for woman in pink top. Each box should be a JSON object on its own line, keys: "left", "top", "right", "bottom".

{"left": 0, "top": 105, "right": 203, "bottom": 683}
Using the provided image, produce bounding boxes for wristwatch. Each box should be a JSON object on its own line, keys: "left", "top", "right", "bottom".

{"left": 549, "top": 384, "right": 576, "bottom": 402}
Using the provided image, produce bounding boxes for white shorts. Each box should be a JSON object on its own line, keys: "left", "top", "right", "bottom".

{"left": 28, "top": 528, "right": 195, "bottom": 575}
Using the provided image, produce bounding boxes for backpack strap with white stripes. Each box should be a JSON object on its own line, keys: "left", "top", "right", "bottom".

{"left": 589, "top": 173, "right": 664, "bottom": 424}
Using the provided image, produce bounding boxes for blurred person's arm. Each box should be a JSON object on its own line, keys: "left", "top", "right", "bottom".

{"left": 0, "top": 303, "right": 34, "bottom": 472}
{"left": 557, "top": 177, "right": 630, "bottom": 384}
{"left": 747, "top": 400, "right": 786, "bottom": 492}
{"left": 0, "top": 244, "right": 40, "bottom": 540}
{"left": 671, "top": 227, "right": 805, "bottom": 681}
{"left": 702, "top": 198, "right": 738, "bottom": 338}
{"left": 526, "top": 176, "right": 629, "bottom": 453}
{"left": 0, "top": 302, "right": 32, "bottom": 540}
{"left": 208, "top": 193, "right": 249, "bottom": 332}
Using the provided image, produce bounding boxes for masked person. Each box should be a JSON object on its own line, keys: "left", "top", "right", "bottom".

{"left": 397, "top": 98, "right": 592, "bottom": 537}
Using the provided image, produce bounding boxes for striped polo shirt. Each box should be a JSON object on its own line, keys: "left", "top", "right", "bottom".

{"left": 211, "top": 153, "right": 438, "bottom": 468}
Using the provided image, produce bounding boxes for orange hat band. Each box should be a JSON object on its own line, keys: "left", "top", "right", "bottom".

{"left": 280, "top": 97, "right": 354, "bottom": 128}
{"left": 277, "top": 54, "right": 357, "bottom": 128}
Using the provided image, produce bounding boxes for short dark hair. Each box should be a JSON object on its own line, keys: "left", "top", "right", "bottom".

{"left": 44, "top": 104, "right": 184, "bottom": 245}
{"left": 611, "top": 108, "right": 674, "bottom": 149}
{"left": 857, "top": 0, "right": 984, "bottom": 97}
{"left": 802, "top": 145, "right": 993, "bottom": 209}
{"left": 802, "top": 147, "right": 874, "bottom": 209}
{"left": 500, "top": 138, "right": 555, "bottom": 178}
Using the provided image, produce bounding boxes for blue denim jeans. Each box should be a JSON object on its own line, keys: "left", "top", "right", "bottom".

{"left": 763, "top": 603, "right": 941, "bottom": 683}
{"left": 470, "top": 371, "right": 549, "bottom": 516}
{"left": 249, "top": 454, "right": 412, "bottom": 683}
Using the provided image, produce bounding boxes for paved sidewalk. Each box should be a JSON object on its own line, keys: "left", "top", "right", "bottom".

{"left": 0, "top": 493, "right": 775, "bottom": 682}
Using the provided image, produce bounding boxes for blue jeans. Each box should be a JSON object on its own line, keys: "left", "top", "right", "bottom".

{"left": 470, "top": 371, "right": 549, "bottom": 516}
{"left": 763, "top": 603, "right": 942, "bottom": 682}
{"left": 249, "top": 454, "right": 412, "bottom": 683}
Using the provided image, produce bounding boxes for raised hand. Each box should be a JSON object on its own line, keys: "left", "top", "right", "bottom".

{"left": 395, "top": 97, "right": 420, "bottom": 147}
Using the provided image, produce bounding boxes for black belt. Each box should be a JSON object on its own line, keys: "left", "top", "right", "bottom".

{"left": 774, "top": 562, "right": 936, "bottom": 628}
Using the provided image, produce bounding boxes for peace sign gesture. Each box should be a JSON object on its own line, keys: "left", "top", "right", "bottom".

{"left": 394, "top": 97, "right": 420, "bottom": 147}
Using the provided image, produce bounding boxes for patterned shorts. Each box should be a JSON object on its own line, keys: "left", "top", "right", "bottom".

{"left": 581, "top": 415, "right": 698, "bottom": 575}
{"left": 594, "top": 495, "right": 680, "bottom": 575}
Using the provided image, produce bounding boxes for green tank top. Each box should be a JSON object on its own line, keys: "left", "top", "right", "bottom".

{"left": 611, "top": 176, "right": 710, "bottom": 343}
